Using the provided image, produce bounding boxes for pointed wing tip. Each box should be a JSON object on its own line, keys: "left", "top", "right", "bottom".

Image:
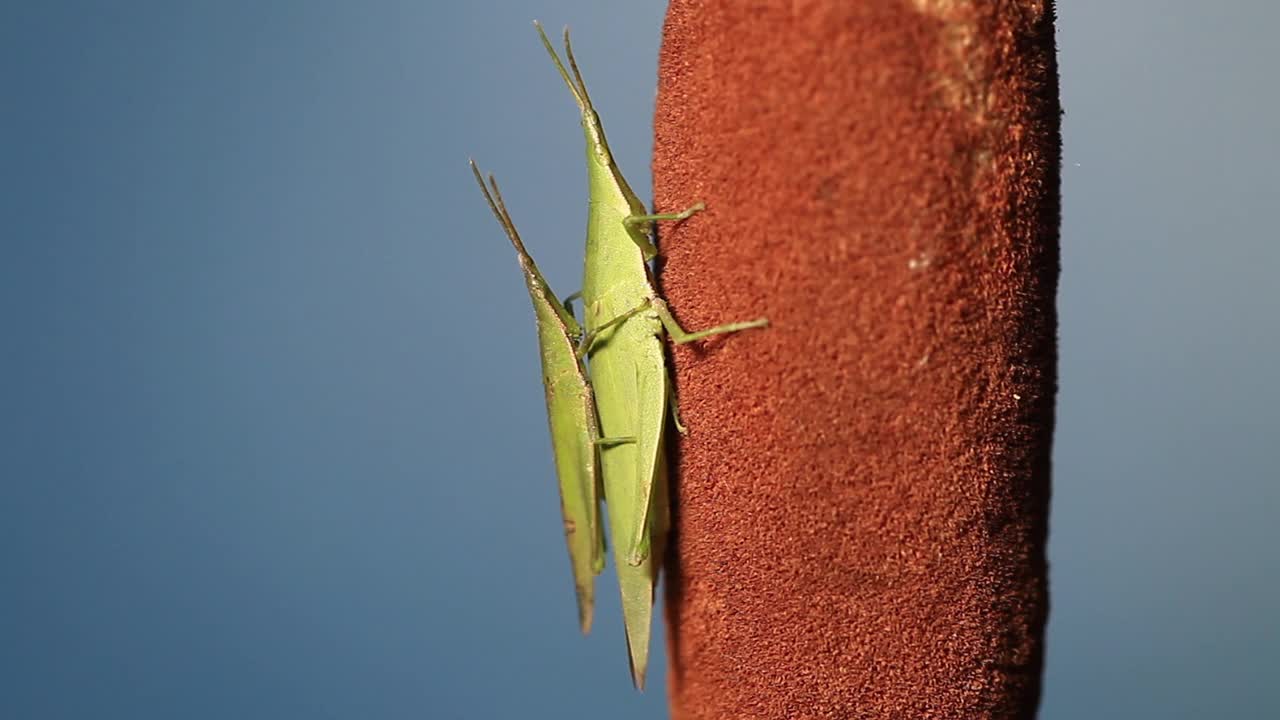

{"left": 622, "top": 617, "right": 650, "bottom": 691}
{"left": 627, "top": 652, "right": 648, "bottom": 690}
{"left": 573, "top": 583, "right": 595, "bottom": 635}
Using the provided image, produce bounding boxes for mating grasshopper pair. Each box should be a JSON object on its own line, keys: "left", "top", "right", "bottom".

{"left": 470, "top": 23, "right": 767, "bottom": 689}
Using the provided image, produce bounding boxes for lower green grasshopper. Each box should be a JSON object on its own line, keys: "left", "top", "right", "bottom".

{"left": 470, "top": 160, "right": 606, "bottom": 633}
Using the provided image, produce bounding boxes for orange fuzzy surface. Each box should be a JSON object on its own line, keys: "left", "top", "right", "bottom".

{"left": 653, "top": 2, "right": 1060, "bottom": 718}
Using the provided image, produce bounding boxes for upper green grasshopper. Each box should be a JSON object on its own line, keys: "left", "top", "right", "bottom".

{"left": 470, "top": 159, "right": 607, "bottom": 634}
{"left": 535, "top": 22, "right": 769, "bottom": 688}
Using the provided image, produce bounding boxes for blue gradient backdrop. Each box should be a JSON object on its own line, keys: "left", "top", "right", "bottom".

{"left": 2, "top": 2, "right": 1275, "bottom": 718}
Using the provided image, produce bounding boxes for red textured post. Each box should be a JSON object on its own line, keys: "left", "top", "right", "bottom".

{"left": 654, "top": 2, "right": 1059, "bottom": 718}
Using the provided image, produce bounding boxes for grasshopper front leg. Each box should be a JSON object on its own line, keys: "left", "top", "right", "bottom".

{"left": 575, "top": 301, "right": 652, "bottom": 359}
{"left": 621, "top": 202, "right": 706, "bottom": 259}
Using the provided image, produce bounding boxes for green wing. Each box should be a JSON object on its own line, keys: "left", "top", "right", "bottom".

{"left": 471, "top": 160, "right": 605, "bottom": 632}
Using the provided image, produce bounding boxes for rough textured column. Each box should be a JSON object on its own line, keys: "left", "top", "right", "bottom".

{"left": 653, "top": 2, "right": 1059, "bottom": 718}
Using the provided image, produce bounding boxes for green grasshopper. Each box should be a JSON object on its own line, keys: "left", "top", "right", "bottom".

{"left": 469, "top": 159, "right": 607, "bottom": 634}
{"left": 535, "top": 22, "right": 769, "bottom": 688}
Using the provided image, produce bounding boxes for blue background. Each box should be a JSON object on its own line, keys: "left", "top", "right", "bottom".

{"left": 2, "top": 2, "right": 1275, "bottom": 718}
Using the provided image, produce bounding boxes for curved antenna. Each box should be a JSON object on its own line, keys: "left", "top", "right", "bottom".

{"left": 468, "top": 159, "right": 530, "bottom": 258}
{"left": 560, "top": 26, "right": 598, "bottom": 112}
{"left": 533, "top": 20, "right": 592, "bottom": 112}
